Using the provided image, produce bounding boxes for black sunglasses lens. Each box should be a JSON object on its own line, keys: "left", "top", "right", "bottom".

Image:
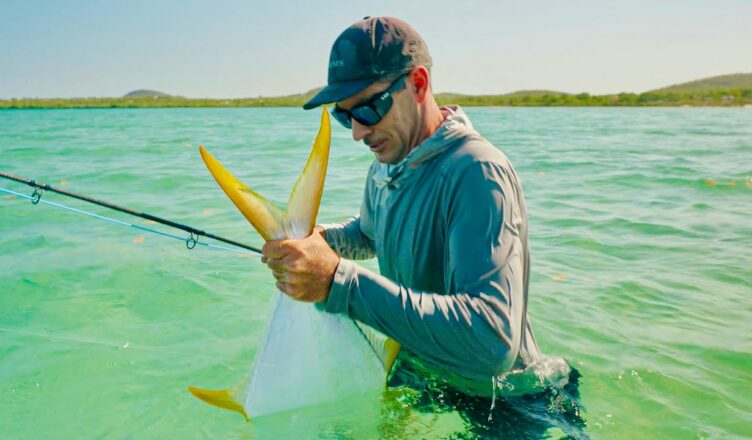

{"left": 350, "top": 106, "right": 381, "bottom": 127}
{"left": 331, "top": 108, "right": 352, "bottom": 129}
{"left": 330, "top": 76, "right": 402, "bottom": 129}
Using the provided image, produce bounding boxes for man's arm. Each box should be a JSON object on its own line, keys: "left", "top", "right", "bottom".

{"left": 320, "top": 216, "right": 376, "bottom": 260}
{"left": 323, "top": 161, "right": 525, "bottom": 380}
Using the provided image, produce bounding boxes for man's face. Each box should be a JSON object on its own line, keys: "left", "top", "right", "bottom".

{"left": 336, "top": 77, "right": 416, "bottom": 164}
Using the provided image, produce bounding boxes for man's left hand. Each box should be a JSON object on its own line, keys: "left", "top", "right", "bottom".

{"left": 261, "top": 230, "right": 340, "bottom": 303}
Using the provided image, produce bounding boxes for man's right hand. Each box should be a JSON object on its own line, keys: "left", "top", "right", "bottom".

{"left": 261, "top": 225, "right": 339, "bottom": 303}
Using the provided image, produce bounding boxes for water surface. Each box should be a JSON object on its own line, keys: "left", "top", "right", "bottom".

{"left": 1, "top": 107, "right": 750, "bottom": 439}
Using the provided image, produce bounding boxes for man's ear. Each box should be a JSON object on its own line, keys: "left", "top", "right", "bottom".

{"left": 409, "top": 66, "right": 430, "bottom": 103}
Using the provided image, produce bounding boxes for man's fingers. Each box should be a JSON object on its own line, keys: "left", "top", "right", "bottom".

{"left": 275, "top": 280, "right": 289, "bottom": 293}
{"left": 261, "top": 232, "right": 337, "bottom": 303}
{"left": 277, "top": 281, "right": 306, "bottom": 301}
{"left": 262, "top": 239, "right": 289, "bottom": 259}
{"left": 272, "top": 270, "right": 286, "bottom": 281}
{"left": 265, "top": 255, "right": 304, "bottom": 274}
{"left": 265, "top": 257, "right": 285, "bottom": 271}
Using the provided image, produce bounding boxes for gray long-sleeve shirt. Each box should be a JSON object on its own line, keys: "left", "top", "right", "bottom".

{"left": 322, "top": 106, "right": 542, "bottom": 393}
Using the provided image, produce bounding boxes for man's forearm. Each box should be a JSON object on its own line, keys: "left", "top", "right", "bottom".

{"left": 325, "top": 259, "right": 520, "bottom": 381}
{"left": 321, "top": 216, "right": 376, "bottom": 260}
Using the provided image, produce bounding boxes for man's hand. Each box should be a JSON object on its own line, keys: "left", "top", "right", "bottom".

{"left": 261, "top": 227, "right": 339, "bottom": 303}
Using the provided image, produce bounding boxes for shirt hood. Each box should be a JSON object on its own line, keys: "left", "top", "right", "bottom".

{"left": 371, "top": 105, "right": 474, "bottom": 188}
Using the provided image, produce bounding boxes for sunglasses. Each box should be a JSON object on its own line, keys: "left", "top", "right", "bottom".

{"left": 331, "top": 74, "right": 408, "bottom": 129}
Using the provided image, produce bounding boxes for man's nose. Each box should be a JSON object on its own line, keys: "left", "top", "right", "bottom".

{"left": 351, "top": 119, "right": 373, "bottom": 142}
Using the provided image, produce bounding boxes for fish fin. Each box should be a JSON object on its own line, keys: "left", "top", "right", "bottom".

{"left": 187, "top": 386, "right": 249, "bottom": 422}
{"left": 382, "top": 337, "right": 402, "bottom": 377}
{"left": 354, "top": 322, "right": 403, "bottom": 378}
{"left": 285, "top": 108, "right": 331, "bottom": 237}
{"left": 199, "top": 145, "right": 286, "bottom": 240}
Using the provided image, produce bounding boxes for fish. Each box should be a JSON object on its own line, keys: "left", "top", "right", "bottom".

{"left": 188, "top": 108, "right": 400, "bottom": 421}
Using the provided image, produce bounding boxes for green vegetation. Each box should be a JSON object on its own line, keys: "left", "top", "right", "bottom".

{"left": 0, "top": 95, "right": 315, "bottom": 109}
{"left": 649, "top": 73, "right": 752, "bottom": 94}
{"left": 2, "top": 75, "right": 751, "bottom": 109}
{"left": 434, "top": 88, "right": 752, "bottom": 107}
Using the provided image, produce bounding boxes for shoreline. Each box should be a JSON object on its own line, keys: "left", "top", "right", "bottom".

{"left": 1, "top": 104, "right": 750, "bottom": 109}
{"left": 2, "top": 87, "right": 751, "bottom": 109}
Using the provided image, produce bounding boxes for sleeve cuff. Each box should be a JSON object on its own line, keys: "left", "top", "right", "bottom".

{"left": 324, "top": 258, "right": 358, "bottom": 315}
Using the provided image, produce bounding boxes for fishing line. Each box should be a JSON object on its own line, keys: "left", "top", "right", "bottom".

{"left": 0, "top": 171, "right": 262, "bottom": 257}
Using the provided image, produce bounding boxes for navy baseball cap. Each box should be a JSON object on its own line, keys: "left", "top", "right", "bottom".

{"left": 303, "top": 17, "right": 432, "bottom": 110}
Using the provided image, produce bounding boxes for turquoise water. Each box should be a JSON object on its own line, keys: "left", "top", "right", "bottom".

{"left": 1, "top": 107, "right": 750, "bottom": 439}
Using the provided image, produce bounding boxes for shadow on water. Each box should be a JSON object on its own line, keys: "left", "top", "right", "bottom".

{"left": 246, "top": 360, "right": 588, "bottom": 439}
{"left": 385, "top": 357, "right": 589, "bottom": 440}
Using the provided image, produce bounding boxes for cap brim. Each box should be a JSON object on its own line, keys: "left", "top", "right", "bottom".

{"left": 303, "top": 78, "right": 375, "bottom": 110}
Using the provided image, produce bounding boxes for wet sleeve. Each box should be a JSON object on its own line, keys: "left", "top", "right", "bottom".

{"left": 321, "top": 216, "right": 376, "bottom": 260}
{"left": 323, "top": 162, "right": 525, "bottom": 380}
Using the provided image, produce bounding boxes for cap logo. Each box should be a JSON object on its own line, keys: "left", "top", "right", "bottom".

{"left": 329, "top": 59, "right": 344, "bottom": 68}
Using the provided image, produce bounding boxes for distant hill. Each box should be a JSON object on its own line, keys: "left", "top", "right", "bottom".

{"left": 436, "top": 89, "right": 568, "bottom": 101}
{"left": 270, "top": 87, "right": 323, "bottom": 102}
{"left": 3, "top": 73, "right": 751, "bottom": 108}
{"left": 123, "top": 89, "right": 171, "bottom": 98}
{"left": 649, "top": 73, "right": 752, "bottom": 94}
{"left": 295, "top": 87, "right": 323, "bottom": 101}
{"left": 502, "top": 89, "right": 570, "bottom": 97}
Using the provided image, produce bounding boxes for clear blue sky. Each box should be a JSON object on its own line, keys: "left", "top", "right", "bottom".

{"left": 1, "top": 0, "right": 750, "bottom": 98}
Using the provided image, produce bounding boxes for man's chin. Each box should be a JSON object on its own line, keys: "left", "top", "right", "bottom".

{"left": 374, "top": 153, "right": 398, "bottom": 164}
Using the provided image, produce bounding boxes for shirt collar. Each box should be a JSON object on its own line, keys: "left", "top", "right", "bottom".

{"left": 372, "top": 105, "right": 473, "bottom": 188}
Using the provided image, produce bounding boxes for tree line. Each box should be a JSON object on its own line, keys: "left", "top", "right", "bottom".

{"left": 2, "top": 89, "right": 750, "bottom": 109}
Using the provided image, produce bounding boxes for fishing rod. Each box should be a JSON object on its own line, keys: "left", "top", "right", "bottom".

{"left": 0, "top": 171, "right": 262, "bottom": 256}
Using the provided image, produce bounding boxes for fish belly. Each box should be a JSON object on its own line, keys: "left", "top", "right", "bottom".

{"left": 244, "top": 293, "right": 386, "bottom": 416}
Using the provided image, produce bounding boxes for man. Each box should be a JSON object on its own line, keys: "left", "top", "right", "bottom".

{"left": 262, "top": 16, "right": 544, "bottom": 398}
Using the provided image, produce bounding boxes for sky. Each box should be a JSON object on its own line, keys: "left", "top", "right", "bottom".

{"left": 1, "top": 0, "right": 751, "bottom": 99}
